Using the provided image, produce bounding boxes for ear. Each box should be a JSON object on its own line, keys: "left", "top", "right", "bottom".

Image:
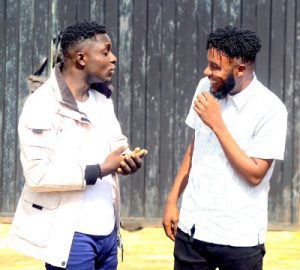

{"left": 76, "top": 52, "right": 86, "bottom": 67}
{"left": 235, "top": 64, "right": 246, "bottom": 77}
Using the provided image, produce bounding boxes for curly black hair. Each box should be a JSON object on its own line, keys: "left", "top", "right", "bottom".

{"left": 206, "top": 25, "right": 261, "bottom": 63}
{"left": 61, "top": 20, "right": 106, "bottom": 55}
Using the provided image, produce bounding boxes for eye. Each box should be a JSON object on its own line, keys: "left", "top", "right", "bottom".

{"left": 210, "top": 63, "right": 220, "bottom": 71}
{"left": 102, "top": 44, "right": 112, "bottom": 57}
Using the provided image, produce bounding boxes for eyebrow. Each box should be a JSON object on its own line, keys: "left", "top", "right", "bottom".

{"left": 102, "top": 43, "right": 111, "bottom": 51}
{"left": 210, "top": 61, "right": 220, "bottom": 68}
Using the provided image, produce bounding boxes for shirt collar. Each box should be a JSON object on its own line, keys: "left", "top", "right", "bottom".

{"left": 227, "top": 73, "right": 257, "bottom": 111}
{"left": 90, "top": 82, "right": 113, "bottom": 98}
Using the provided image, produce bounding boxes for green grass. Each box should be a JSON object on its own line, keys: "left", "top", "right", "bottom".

{"left": 1, "top": 224, "right": 299, "bottom": 270}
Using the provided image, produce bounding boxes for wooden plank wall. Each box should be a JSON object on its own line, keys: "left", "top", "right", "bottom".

{"left": 0, "top": 0, "right": 299, "bottom": 227}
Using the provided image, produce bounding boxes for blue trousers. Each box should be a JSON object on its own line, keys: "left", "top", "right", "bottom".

{"left": 174, "top": 228, "right": 265, "bottom": 270}
{"left": 45, "top": 229, "right": 118, "bottom": 270}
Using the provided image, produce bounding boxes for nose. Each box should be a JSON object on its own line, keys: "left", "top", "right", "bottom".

{"left": 110, "top": 52, "right": 117, "bottom": 64}
{"left": 204, "top": 65, "right": 211, "bottom": 77}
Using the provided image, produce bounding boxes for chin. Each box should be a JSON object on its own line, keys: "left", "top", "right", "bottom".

{"left": 104, "top": 75, "right": 112, "bottom": 81}
{"left": 210, "top": 87, "right": 218, "bottom": 94}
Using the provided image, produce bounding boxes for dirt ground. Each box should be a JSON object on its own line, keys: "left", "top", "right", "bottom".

{"left": 0, "top": 224, "right": 299, "bottom": 270}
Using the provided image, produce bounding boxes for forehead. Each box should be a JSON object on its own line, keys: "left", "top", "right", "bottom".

{"left": 94, "top": 33, "right": 112, "bottom": 45}
{"left": 82, "top": 33, "right": 112, "bottom": 50}
{"left": 207, "top": 48, "right": 231, "bottom": 65}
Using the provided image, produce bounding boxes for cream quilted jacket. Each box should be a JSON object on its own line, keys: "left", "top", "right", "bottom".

{"left": 7, "top": 64, "right": 126, "bottom": 268}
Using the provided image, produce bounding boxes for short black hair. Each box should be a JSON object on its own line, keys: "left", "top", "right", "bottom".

{"left": 206, "top": 25, "right": 261, "bottom": 63}
{"left": 61, "top": 20, "right": 106, "bottom": 55}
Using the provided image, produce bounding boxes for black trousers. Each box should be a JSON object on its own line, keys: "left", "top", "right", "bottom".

{"left": 174, "top": 228, "right": 265, "bottom": 270}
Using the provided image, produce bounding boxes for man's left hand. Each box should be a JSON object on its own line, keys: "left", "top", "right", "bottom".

{"left": 193, "top": 91, "right": 223, "bottom": 130}
{"left": 117, "top": 147, "right": 148, "bottom": 175}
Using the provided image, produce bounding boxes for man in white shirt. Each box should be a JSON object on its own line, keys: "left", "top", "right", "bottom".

{"left": 163, "top": 25, "right": 287, "bottom": 270}
{"left": 9, "top": 20, "right": 147, "bottom": 270}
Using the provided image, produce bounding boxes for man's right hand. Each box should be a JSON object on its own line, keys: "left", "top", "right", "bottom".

{"left": 162, "top": 201, "right": 179, "bottom": 241}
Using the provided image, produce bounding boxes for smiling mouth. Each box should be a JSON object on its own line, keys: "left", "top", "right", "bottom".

{"left": 209, "top": 80, "right": 218, "bottom": 91}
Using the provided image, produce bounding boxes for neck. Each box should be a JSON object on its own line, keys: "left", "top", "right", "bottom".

{"left": 61, "top": 65, "right": 89, "bottom": 102}
{"left": 241, "top": 71, "right": 254, "bottom": 90}
{"left": 231, "top": 71, "right": 254, "bottom": 95}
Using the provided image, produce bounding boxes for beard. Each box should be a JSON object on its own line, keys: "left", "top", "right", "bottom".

{"left": 210, "top": 74, "right": 235, "bottom": 99}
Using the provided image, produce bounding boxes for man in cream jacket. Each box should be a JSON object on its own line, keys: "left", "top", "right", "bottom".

{"left": 8, "top": 20, "right": 147, "bottom": 270}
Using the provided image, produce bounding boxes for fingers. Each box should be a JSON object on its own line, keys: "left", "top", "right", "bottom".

{"left": 114, "top": 144, "right": 129, "bottom": 155}
{"left": 117, "top": 147, "right": 148, "bottom": 175}
{"left": 119, "top": 159, "right": 132, "bottom": 175}
{"left": 194, "top": 91, "right": 215, "bottom": 115}
{"left": 130, "top": 149, "right": 148, "bottom": 168}
{"left": 124, "top": 151, "right": 145, "bottom": 171}
{"left": 197, "top": 93, "right": 208, "bottom": 105}
{"left": 162, "top": 221, "right": 173, "bottom": 241}
{"left": 196, "top": 91, "right": 215, "bottom": 105}
{"left": 121, "top": 144, "right": 129, "bottom": 153}
{"left": 162, "top": 220, "right": 176, "bottom": 241}
{"left": 173, "top": 221, "right": 178, "bottom": 239}
{"left": 194, "top": 98, "right": 205, "bottom": 114}
{"left": 163, "top": 202, "right": 179, "bottom": 241}
{"left": 118, "top": 154, "right": 142, "bottom": 175}
{"left": 202, "top": 91, "right": 213, "bottom": 101}
{"left": 125, "top": 155, "right": 139, "bottom": 171}
{"left": 117, "top": 167, "right": 124, "bottom": 174}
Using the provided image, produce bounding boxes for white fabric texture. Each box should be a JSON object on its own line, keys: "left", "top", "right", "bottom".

{"left": 76, "top": 91, "right": 115, "bottom": 235}
{"left": 179, "top": 75, "right": 287, "bottom": 246}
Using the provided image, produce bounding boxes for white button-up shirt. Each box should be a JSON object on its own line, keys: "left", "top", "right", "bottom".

{"left": 178, "top": 75, "right": 287, "bottom": 246}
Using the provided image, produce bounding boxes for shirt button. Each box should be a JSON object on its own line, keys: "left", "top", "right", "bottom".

{"left": 61, "top": 261, "right": 66, "bottom": 266}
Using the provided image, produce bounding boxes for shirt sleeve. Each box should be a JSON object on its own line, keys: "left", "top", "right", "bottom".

{"left": 247, "top": 104, "right": 288, "bottom": 160}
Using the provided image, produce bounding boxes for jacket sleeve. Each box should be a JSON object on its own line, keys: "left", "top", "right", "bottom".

{"left": 18, "top": 97, "right": 86, "bottom": 193}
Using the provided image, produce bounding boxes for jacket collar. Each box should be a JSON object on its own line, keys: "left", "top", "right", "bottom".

{"left": 52, "top": 63, "right": 89, "bottom": 123}
{"left": 54, "top": 63, "right": 79, "bottom": 112}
